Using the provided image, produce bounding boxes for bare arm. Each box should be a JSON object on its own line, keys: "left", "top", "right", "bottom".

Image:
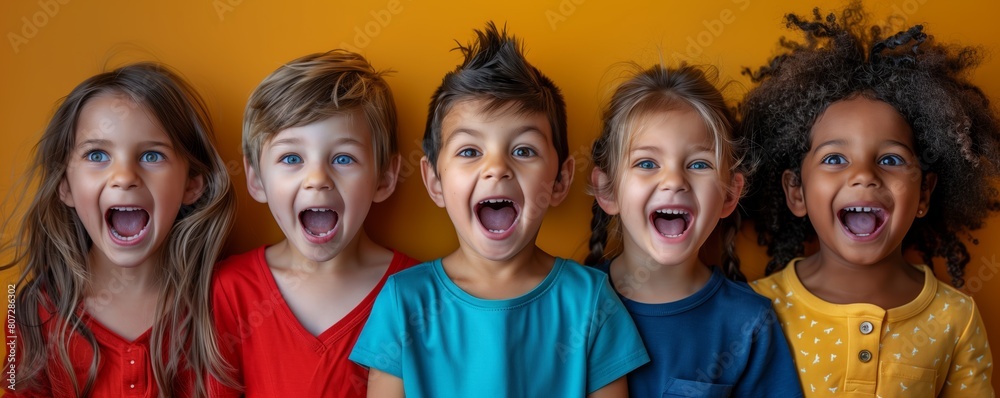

{"left": 587, "top": 377, "right": 628, "bottom": 398}
{"left": 367, "top": 369, "right": 404, "bottom": 398}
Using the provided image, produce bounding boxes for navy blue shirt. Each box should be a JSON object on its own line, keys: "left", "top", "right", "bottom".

{"left": 596, "top": 262, "right": 803, "bottom": 398}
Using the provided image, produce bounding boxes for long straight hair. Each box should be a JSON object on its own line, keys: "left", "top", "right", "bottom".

{"left": 2, "top": 62, "right": 236, "bottom": 397}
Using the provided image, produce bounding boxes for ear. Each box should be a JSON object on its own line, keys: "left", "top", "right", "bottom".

{"left": 591, "top": 167, "right": 619, "bottom": 215}
{"left": 782, "top": 169, "right": 807, "bottom": 217}
{"left": 420, "top": 156, "right": 445, "bottom": 208}
{"left": 182, "top": 174, "right": 206, "bottom": 205}
{"left": 373, "top": 155, "right": 401, "bottom": 203}
{"left": 549, "top": 156, "right": 576, "bottom": 207}
{"left": 720, "top": 172, "right": 745, "bottom": 218}
{"left": 58, "top": 178, "right": 75, "bottom": 207}
{"left": 244, "top": 157, "right": 268, "bottom": 203}
{"left": 916, "top": 172, "right": 937, "bottom": 218}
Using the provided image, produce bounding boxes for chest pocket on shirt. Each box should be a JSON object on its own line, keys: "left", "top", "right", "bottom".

{"left": 877, "top": 362, "right": 937, "bottom": 396}
{"left": 663, "top": 377, "right": 733, "bottom": 397}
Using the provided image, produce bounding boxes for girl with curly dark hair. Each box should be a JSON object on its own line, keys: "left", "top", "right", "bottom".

{"left": 742, "top": 2, "right": 1000, "bottom": 396}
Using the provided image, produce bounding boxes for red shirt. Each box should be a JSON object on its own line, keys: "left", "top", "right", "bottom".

{"left": 209, "top": 246, "right": 417, "bottom": 397}
{"left": 4, "top": 306, "right": 159, "bottom": 397}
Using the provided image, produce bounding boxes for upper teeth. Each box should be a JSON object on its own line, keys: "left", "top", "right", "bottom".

{"left": 480, "top": 199, "right": 513, "bottom": 204}
{"left": 306, "top": 208, "right": 331, "bottom": 212}
{"left": 845, "top": 207, "right": 876, "bottom": 212}
{"left": 655, "top": 209, "right": 688, "bottom": 215}
{"left": 112, "top": 207, "right": 142, "bottom": 212}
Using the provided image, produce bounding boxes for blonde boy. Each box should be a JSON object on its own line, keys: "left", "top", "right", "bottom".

{"left": 211, "top": 50, "right": 417, "bottom": 397}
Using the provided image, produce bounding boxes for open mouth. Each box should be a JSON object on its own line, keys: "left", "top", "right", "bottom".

{"left": 106, "top": 207, "right": 149, "bottom": 242}
{"left": 838, "top": 206, "right": 886, "bottom": 238}
{"left": 475, "top": 198, "right": 519, "bottom": 234}
{"left": 300, "top": 208, "right": 339, "bottom": 238}
{"left": 650, "top": 208, "right": 692, "bottom": 238}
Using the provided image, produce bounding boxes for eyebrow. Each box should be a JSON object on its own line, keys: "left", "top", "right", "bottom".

{"left": 444, "top": 125, "right": 548, "bottom": 146}
{"left": 811, "top": 139, "right": 846, "bottom": 154}
{"left": 812, "top": 139, "right": 915, "bottom": 154}
{"left": 77, "top": 139, "right": 173, "bottom": 150}
{"left": 630, "top": 144, "right": 714, "bottom": 154}
{"left": 269, "top": 136, "right": 365, "bottom": 148}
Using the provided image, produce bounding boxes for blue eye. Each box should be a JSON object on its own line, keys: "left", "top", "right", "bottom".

{"left": 457, "top": 148, "right": 480, "bottom": 158}
{"left": 141, "top": 152, "right": 164, "bottom": 163}
{"left": 333, "top": 154, "right": 354, "bottom": 165}
{"left": 280, "top": 154, "right": 303, "bottom": 164}
{"left": 821, "top": 154, "right": 847, "bottom": 165}
{"left": 512, "top": 147, "right": 536, "bottom": 158}
{"left": 635, "top": 160, "right": 657, "bottom": 169}
{"left": 689, "top": 160, "right": 713, "bottom": 170}
{"left": 879, "top": 154, "right": 906, "bottom": 166}
{"left": 85, "top": 151, "right": 109, "bottom": 162}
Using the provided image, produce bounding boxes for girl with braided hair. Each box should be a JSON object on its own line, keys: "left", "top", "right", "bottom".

{"left": 585, "top": 63, "right": 802, "bottom": 397}
{"left": 744, "top": 3, "right": 1000, "bottom": 396}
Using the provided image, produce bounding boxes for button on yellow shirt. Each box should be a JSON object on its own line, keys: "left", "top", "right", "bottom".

{"left": 751, "top": 259, "right": 994, "bottom": 397}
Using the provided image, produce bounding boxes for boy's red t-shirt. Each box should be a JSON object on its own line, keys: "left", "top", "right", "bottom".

{"left": 209, "top": 246, "right": 417, "bottom": 397}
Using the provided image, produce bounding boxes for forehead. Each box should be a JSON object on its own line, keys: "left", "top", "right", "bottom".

{"left": 76, "top": 92, "right": 167, "bottom": 143}
{"left": 440, "top": 99, "right": 552, "bottom": 143}
{"left": 630, "top": 106, "right": 714, "bottom": 150}
{"left": 265, "top": 110, "right": 372, "bottom": 148}
{"left": 810, "top": 97, "right": 914, "bottom": 148}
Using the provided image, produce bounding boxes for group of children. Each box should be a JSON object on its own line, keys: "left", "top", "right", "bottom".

{"left": 4, "top": 3, "right": 1000, "bottom": 397}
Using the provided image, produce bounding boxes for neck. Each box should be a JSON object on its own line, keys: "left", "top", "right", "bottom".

{"left": 611, "top": 243, "right": 712, "bottom": 303}
{"left": 272, "top": 230, "right": 376, "bottom": 275}
{"left": 86, "top": 249, "right": 159, "bottom": 297}
{"left": 796, "top": 245, "right": 921, "bottom": 304}
{"left": 444, "top": 241, "right": 553, "bottom": 285}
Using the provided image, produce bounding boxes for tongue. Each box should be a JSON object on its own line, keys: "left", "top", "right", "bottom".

{"left": 110, "top": 210, "right": 148, "bottom": 237}
{"left": 654, "top": 216, "right": 686, "bottom": 236}
{"left": 478, "top": 205, "right": 516, "bottom": 231}
{"left": 843, "top": 212, "right": 877, "bottom": 235}
{"left": 302, "top": 211, "right": 337, "bottom": 235}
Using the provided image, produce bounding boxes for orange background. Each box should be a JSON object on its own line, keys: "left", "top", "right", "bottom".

{"left": 2, "top": 0, "right": 999, "bottom": 391}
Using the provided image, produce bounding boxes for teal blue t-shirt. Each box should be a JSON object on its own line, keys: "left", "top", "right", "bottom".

{"left": 349, "top": 258, "right": 649, "bottom": 397}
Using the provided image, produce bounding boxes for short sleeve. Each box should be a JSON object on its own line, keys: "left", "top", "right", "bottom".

{"left": 733, "top": 306, "right": 804, "bottom": 397}
{"left": 208, "top": 276, "right": 243, "bottom": 398}
{"left": 585, "top": 277, "right": 650, "bottom": 393}
{"left": 349, "top": 276, "right": 404, "bottom": 378}
{"left": 941, "top": 299, "right": 994, "bottom": 397}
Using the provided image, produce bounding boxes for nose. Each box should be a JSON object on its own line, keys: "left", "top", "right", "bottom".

{"left": 658, "top": 164, "right": 689, "bottom": 192}
{"left": 303, "top": 163, "right": 334, "bottom": 191}
{"left": 849, "top": 161, "right": 882, "bottom": 188}
{"left": 109, "top": 160, "right": 140, "bottom": 190}
{"left": 482, "top": 152, "right": 512, "bottom": 180}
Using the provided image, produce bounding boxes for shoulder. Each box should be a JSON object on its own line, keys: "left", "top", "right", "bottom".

{"left": 927, "top": 274, "right": 980, "bottom": 322}
{"left": 749, "top": 266, "right": 793, "bottom": 300}
{"left": 554, "top": 258, "right": 611, "bottom": 286}
{"left": 212, "top": 246, "right": 267, "bottom": 289}
{"left": 718, "top": 277, "right": 775, "bottom": 311}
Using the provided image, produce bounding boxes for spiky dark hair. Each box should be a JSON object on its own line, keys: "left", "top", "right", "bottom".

{"left": 422, "top": 21, "right": 568, "bottom": 174}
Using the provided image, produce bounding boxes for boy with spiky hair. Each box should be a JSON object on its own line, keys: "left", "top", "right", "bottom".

{"left": 211, "top": 50, "right": 418, "bottom": 397}
{"left": 350, "top": 22, "right": 648, "bottom": 397}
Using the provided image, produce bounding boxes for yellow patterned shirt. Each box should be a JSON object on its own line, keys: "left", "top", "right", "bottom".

{"left": 751, "top": 259, "right": 994, "bottom": 397}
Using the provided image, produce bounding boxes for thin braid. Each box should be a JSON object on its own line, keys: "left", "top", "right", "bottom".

{"left": 584, "top": 200, "right": 611, "bottom": 266}
{"left": 719, "top": 214, "right": 747, "bottom": 282}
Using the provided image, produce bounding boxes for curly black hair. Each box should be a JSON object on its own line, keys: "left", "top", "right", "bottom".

{"left": 740, "top": 1, "right": 1000, "bottom": 287}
